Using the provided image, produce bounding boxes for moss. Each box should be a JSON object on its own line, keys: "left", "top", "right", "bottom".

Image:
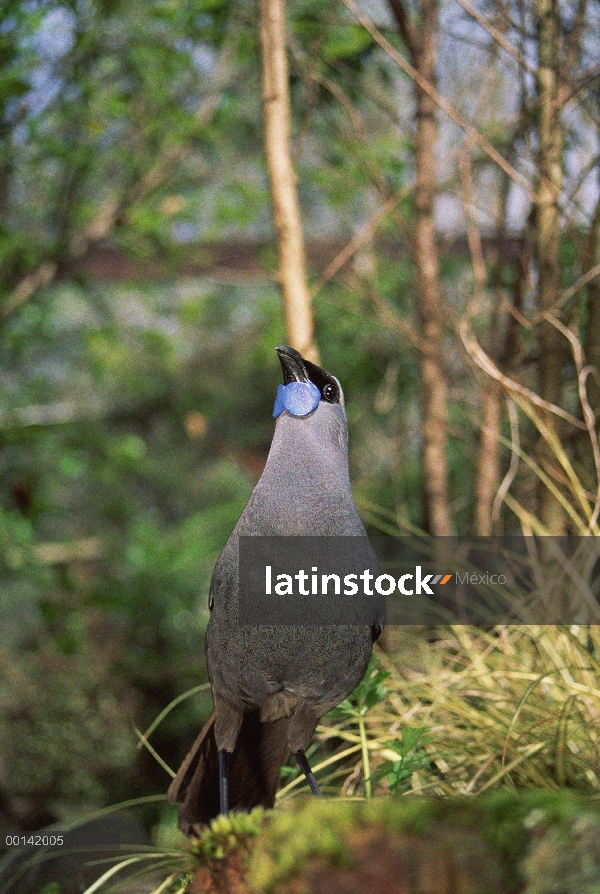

{"left": 190, "top": 807, "right": 265, "bottom": 865}
{"left": 474, "top": 790, "right": 595, "bottom": 873}
{"left": 248, "top": 797, "right": 476, "bottom": 892}
{"left": 366, "top": 793, "right": 442, "bottom": 835}
{"left": 246, "top": 793, "right": 600, "bottom": 894}
{"left": 249, "top": 799, "right": 355, "bottom": 893}
{"left": 522, "top": 811, "right": 600, "bottom": 894}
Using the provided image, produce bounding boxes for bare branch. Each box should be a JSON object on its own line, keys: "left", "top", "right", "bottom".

{"left": 459, "top": 145, "right": 488, "bottom": 298}
{"left": 2, "top": 262, "right": 57, "bottom": 319}
{"left": 341, "top": 0, "right": 534, "bottom": 198}
{"left": 455, "top": 0, "right": 536, "bottom": 75}
{"left": 121, "top": 39, "right": 236, "bottom": 212}
{"left": 310, "top": 184, "right": 414, "bottom": 299}
{"left": 459, "top": 320, "right": 587, "bottom": 431}
{"left": 367, "top": 285, "right": 426, "bottom": 354}
{"left": 34, "top": 539, "right": 103, "bottom": 564}
{"left": 0, "top": 401, "right": 105, "bottom": 428}
{"left": 558, "top": 262, "right": 600, "bottom": 308}
{"left": 1, "top": 40, "right": 236, "bottom": 319}
{"left": 562, "top": 0, "right": 587, "bottom": 78}
{"left": 529, "top": 260, "right": 600, "bottom": 322}
{"left": 558, "top": 64, "right": 600, "bottom": 110}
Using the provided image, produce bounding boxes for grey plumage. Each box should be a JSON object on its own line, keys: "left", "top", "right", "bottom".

{"left": 168, "top": 346, "right": 381, "bottom": 831}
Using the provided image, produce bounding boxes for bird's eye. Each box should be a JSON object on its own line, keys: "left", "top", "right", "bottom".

{"left": 322, "top": 383, "right": 338, "bottom": 402}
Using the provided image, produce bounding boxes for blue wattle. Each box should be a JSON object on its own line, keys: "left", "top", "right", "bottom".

{"left": 272, "top": 381, "right": 321, "bottom": 418}
{"left": 272, "top": 385, "right": 287, "bottom": 418}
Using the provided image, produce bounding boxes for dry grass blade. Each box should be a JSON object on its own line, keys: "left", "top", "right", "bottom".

{"left": 312, "top": 627, "right": 600, "bottom": 798}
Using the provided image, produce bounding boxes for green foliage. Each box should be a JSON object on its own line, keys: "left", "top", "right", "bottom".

{"left": 370, "top": 727, "right": 432, "bottom": 793}
{"left": 0, "top": 0, "right": 236, "bottom": 297}
{"left": 322, "top": 24, "right": 373, "bottom": 62}
{"left": 0, "top": 279, "right": 277, "bottom": 821}
{"left": 328, "top": 654, "right": 390, "bottom": 721}
{"left": 189, "top": 808, "right": 264, "bottom": 863}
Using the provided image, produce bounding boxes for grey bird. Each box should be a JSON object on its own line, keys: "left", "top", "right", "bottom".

{"left": 168, "top": 346, "right": 382, "bottom": 832}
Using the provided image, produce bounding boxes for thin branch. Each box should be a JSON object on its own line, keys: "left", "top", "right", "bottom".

{"left": 498, "top": 286, "right": 532, "bottom": 330}
{"left": 340, "top": 0, "right": 534, "bottom": 198}
{"left": 0, "top": 401, "right": 105, "bottom": 428}
{"left": 459, "top": 320, "right": 587, "bottom": 430}
{"left": 330, "top": 269, "right": 425, "bottom": 354}
{"left": 295, "top": 54, "right": 369, "bottom": 145}
{"left": 124, "top": 39, "right": 237, "bottom": 210}
{"left": 562, "top": 0, "right": 588, "bottom": 79}
{"left": 492, "top": 398, "right": 520, "bottom": 528}
{"left": 459, "top": 143, "right": 488, "bottom": 300}
{"left": 34, "top": 539, "right": 103, "bottom": 564}
{"left": 535, "top": 260, "right": 600, "bottom": 319}
{"left": 521, "top": 62, "right": 600, "bottom": 114}
{"left": 456, "top": 11, "right": 505, "bottom": 300}
{"left": 367, "top": 284, "right": 426, "bottom": 354}
{"left": 494, "top": 260, "right": 600, "bottom": 331}
{"left": 289, "top": 10, "right": 340, "bottom": 160}
{"left": 295, "top": 53, "right": 399, "bottom": 201}
{"left": 310, "top": 184, "right": 414, "bottom": 299}
{"left": 562, "top": 261, "right": 600, "bottom": 304}
{"left": 289, "top": 41, "right": 417, "bottom": 257}
{"left": 2, "top": 262, "right": 57, "bottom": 319}
{"left": 543, "top": 313, "right": 600, "bottom": 530}
{"left": 455, "top": 0, "right": 536, "bottom": 75}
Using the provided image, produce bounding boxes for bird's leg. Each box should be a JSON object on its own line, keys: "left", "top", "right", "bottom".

{"left": 218, "top": 750, "right": 229, "bottom": 815}
{"left": 294, "top": 750, "right": 322, "bottom": 797}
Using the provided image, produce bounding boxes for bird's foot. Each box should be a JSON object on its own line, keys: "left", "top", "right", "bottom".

{"left": 218, "top": 749, "right": 229, "bottom": 815}
{"left": 294, "top": 749, "right": 322, "bottom": 797}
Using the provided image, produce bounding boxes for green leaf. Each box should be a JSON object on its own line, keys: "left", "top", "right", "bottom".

{"left": 322, "top": 24, "right": 373, "bottom": 61}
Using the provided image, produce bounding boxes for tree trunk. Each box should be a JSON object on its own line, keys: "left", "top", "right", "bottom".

{"left": 411, "top": 0, "right": 453, "bottom": 536}
{"left": 389, "top": 0, "right": 452, "bottom": 535}
{"left": 535, "top": 0, "right": 565, "bottom": 534}
{"left": 259, "top": 0, "right": 318, "bottom": 363}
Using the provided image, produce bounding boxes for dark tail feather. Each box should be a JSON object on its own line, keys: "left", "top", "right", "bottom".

{"left": 168, "top": 711, "right": 290, "bottom": 833}
{"left": 167, "top": 712, "right": 220, "bottom": 831}
{"left": 230, "top": 713, "right": 291, "bottom": 812}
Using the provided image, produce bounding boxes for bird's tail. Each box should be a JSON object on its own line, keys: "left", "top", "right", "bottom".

{"left": 167, "top": 711, "right": 290, "bottom": 833}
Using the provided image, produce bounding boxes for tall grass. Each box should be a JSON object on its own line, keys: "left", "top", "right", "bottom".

{"left": 302, "top": 628, "right": 600, "bottom": 800}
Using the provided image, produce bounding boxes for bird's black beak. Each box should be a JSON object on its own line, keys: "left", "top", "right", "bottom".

{"left": 275, "top": 345, "right": 310, "bottom": 385}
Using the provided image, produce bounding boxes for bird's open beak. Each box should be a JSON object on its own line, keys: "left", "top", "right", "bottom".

{"left": 275, "top": 346, "right": 310, "bottom": 385}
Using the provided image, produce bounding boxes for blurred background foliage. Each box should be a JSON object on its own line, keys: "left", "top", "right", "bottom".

{"left": 1, "top": 0, "right": 600, "bottom": 840}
